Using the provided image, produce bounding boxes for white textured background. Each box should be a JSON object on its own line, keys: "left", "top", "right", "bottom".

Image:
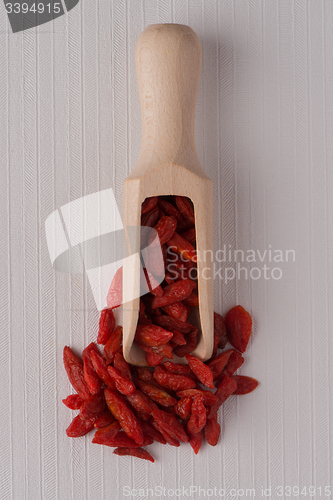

{"left": 1, "top": 1, "right": 333, "bottom": 499}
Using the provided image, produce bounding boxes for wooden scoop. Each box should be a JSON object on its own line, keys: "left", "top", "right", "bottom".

{"left": 122, "top": 23, "right": 214, "bottom": 365}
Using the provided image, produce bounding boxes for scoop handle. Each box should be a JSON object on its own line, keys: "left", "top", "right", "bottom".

{"left": 135, "top": 24, "right": 202, "bottom": 167}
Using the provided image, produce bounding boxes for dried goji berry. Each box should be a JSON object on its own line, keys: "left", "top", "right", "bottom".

{"left": 188, "top": 431, "right": 203, "bottom": 454}
{"left": 135, "top": 380, "right": 177, "bottom": 407}
{"left": 82, "top": 343, "right": 103, "bottom": 395}
{"left": 141, "top": 205, "right": 159, "bottom": 227}
{"left": 151, "top": 409, "right": 189, "bottom": 443}
{"left": 140, "top": 420, "right": 166, "bottom": 444}
{"left": 222, "top": 350, "right": 244, "bottom": 377}
{"left": 107, "top": 366, "right": 136, "bottom": 396}
{"left": 93, "top": 430, "right": 153, "bottom": 448}
{"left": 113, "top": 447, "right": 155, "bottom": 463}
{"left": 163, "top": 361, "right": 193, "bottom": 377}
{"left": 185, "top": 354, "right": 214, "bottom": 389}
{"left": 113, "top": 352, "right": 133, "bottom": 382}
{"left": 149, "top": 215, "right": 177, "bottom": 246}
{"left": 135, "top": 324, "right": 173, "bottom": 347}
{"left": 103, "top": 325, "right": 123, "bottom": 365}
{"left": 169, "top": 329, "right": 186, "bottom": 346}
{"left": 174, "top": 397, "right": 192, "bottom": 420}
{"left": 166, "top": 232, "right": 197, "bottom": 263}
{"left": 94, "top": 410, "right": 116, "bottom": 429}
{"left": 180, "top": 227, "right": 196, "bottom": 243}
{"left": 173, "top": 329, "right": 198, "bottom": 357}
{"left": 182, "top": 292, "right": 199, "bottom": 307}
{"left": 174, "top": 196, "right": 195, "bottom": 225}
{"left": 80, "top": 392, "right": 106, "bottom": 421}
{"left": 66, "top": 414, "right": 96, "bottom": 438}
{"left": 208, "top": 350, "right": 233, "bottom": 379}
{"left": 106, "top": 266, "right": 123, "bottom": 309}
{"left": 153, "top": 366, "right": 196, "bottom": 391}
{"left": 136, "top": 341, "right": 173, "bottom": 360}
{"left": 151, "top": 420, "right": 180, "bottom": 447}
{"left": 157, "top": 199, "right": 184, "bottom": 225}
{"left": 104, "top": 389, "right": 144, "bottom": 445}
{"left": 92, "top": 421, "right": 121, "bottom": 443}
{"left": 152, "top": 279, "right": 196, "bottom": 309}
{"left": 176, "top": 389, "right": 219, "bottom": 406}
{"left": 225, "top": 305, "right": 252, "bottom": 353}
{"left": 126, "top": 389, "right": 158, "bottom": 415}
{"left": 90, "top": 350, "right": 116, "bottom": 390}
{"left": 145, "top": 352, "right": 165, "bottom": 366}
{"left": 63, "top": 346, "right": 91, "bottom": 400}
{"left": 62, "top": 394, "right": 84, "bottom": 410}
{"left": 162, "top": 301, "right": 188, "bottom": 322}
{"left": 232, "top": 375, "right": 258, "bottom": 395}
{"left": 143, "top": 268, "right": 164, "bottom": 297}
{"left": 141, "top": 196, "right": 158, "bottom": 214}
{"left": 152, "top": 314, "right": 194, "bottom": 334}
{"left": 207, "top": 375, "right": 237, "bottom": 417}
{"left": 97, "top": 308, "right": 115, "bottom": 345}
{"left": 187, "top": 395, "right": 207, "bottom": 435}
{"left": 214, "top": 312, "right": 227, "bottom": 350}
{"left": 204, "top": 413, "right": 221, "bottom": 446}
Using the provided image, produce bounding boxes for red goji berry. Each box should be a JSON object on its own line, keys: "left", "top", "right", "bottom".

{"left": 225, "top": 305, "right": 252, "bottom": 353}
{"left": 183, "top": 292, "right": 199, "bottom": 307}
{"left": 208, "top": 350, "right": 233, "bottom": 379}
{"left": 113, "top": 447, "right": 155, "bottom": 463}
{"left": 174, "top": 196, "right": 195, "bottom": 225}
{"left": 141, "top": 196, "right": 158, "bottom": 214}
{"left": 204, "top": 413, "right": 221, "bottom": 446}
{"left": 106, "top": 266, "right": 123, "bottom": 309}
{"left": 62, "top": 394, "right": 84, "bottom": 410}
{"left": 169, "top": 329, "right": 186, "bottom": 346}
{"left": 103, "top": 325, "right": 123, "bottom": 365}
{"left": 188, "top": 431, "right": 203, "bottom": 454}
{"left": 97, "top": 308, "right": 115, "bottom": 345}
{"left": 151, "top": 420, "right": 180, "bottom": 447}
{"left": 163, "top": 361, "right": 193, "bottom": 377}
{"left": 149, "top": 215, "right": 177, "bottom": 246}
{"left": 180, "top": 227, "right": 196, "bottom": 243}
{"left": 145, "top": 352, "right": 165, "bottom": 366}
{"left": 151, "top": 409, "right": 189, "bottom": 443}
{"left": 82, "top": 343, "right": 103, "bottom": 395}
{"left": 90, "top": 350, "right": 116, "bottom": 390}
{"left": 135, "top": 324, "right": 173, "bottom": 347}
{"left": 185, "top": 354, "right": 214, "bottom": 389}
{"left": 166, "top": 232, "right": 197, "bottom": 263}
{"left": 92, "top": 421, "right": 121, "bottom": 443}
{"left": 113, "top": 352, "right": 133, "bottom": 381}
{"left": 174, "top": 397, "right": 192, "bottom": 420}
{"left": 207, "top": 375, "right": 237, "bottom": 417}
{"left": 140, "top": 420, "right": 166, "bottom": 444}
{"left": 94, "top": 410, "right": 116, "bottom": 429}
{"left": 80, "top": 392, "right": 106, "bottom": 421}
{"left": 173, "top": 329, "right": 198, "bottom": 357}
{"left": 107, "top": 366, "right": 136, "bottom": 396}
{"left": 162, "top": 301, "right": 188, "bottom": 322}
{"left": 135, "top": 380, "right": 177, "bottom": 407}
{"left": 152, "top": 314, "right": 194, "bottom": 333}
{"left": 214, "top": 312, "right": 227, "bottom": 350}
{"left": 143, "top": 268, "right": 164, "bottom": 297}
{"left": 232, "top": 375, "right": 258, "bottom": 395}
{"left": 141, "top": 205, "right": 159, "bottom": 227}
{"left": 152, "top": 279, "right": 196, "bottom": 309}
{"left": 222, "top": 350, "right": 244, "bottom": 377}
{"left": 187, "top": 395, "right": 207, "bottom": 435}
{"left": 66, "top": 414, "right": 96, "bottom": 438}
{"left": 63, "top": 346, "right": 91, "bottom": 400}
{"left": 104, "top": 389, "right": 144, "bottom": 445}
{"left": 153, "top": 366, "right": 196, "bottom": 391}
{"left": 126, "top": 389, "right": 158, "bottom": 415}
{"left": 176, "top": 389, "right": 219, "bottom": 406}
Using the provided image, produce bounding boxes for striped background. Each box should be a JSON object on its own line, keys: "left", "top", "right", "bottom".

{"left": 0, "top": 1, "right": 332, "bottom": 498}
